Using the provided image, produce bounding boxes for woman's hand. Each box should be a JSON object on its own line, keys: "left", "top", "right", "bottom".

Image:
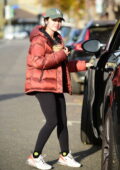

{"left": 63, "top": 47, "right": 70, "bottom": 56}
{"left": 53, "top": 44, "right": 63, "bottom": 52}
{"left": 86, "top": 56, "right": 96, "bottom": 68}
{"left": 86, "top": 62, "right": 93, "bottom": 68}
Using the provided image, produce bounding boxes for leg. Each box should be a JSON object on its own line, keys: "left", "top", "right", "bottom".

{"left": 34, "top": 92, "right": 58, "bottom": 155}
{"left": 55, "top": 93, "right": 69, "bottom": 153}
{"left": 54, "top": 95, "right": 82, "bottom": 168}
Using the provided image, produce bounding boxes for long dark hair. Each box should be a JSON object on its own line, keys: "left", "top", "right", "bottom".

{"left": 41, "top": 18, "right": 62, "bottom": 45}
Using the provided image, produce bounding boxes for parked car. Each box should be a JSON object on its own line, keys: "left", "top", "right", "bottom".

{"left": 72, "top": 20, "right": 116, "bottom": 57}
{"left": 65, "top": 27, "right": 82, "bottom": 46}
{"left": 80, "top": 19, "right": 120, "bottom": 170}
{"left": 4, "top": 25, "right": 15, "bottom": 40}
{"left": 14, "top": 25, "right": 29, "bottom": 39}
{"left": 69, "top": 20, "right": 116, "bottom": 94}
{"left": 4, "top": 25, "right": 29, "bottom": 40}
{"left": 59, "top": 25, "right": 72, "bottom": 43}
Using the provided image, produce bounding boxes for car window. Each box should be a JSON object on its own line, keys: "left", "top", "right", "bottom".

{"left": 69, "top": 28, "right": 81, "bottom": 40}
{"left": 111, "top": 30, "right": 120, "bottom": 50}
{"left": 89, "top": 26, "right": 114, "bottom": 44}
{"left": 65, "top": 28, "right": 82, "bottom": 45}
{"left": 60, "top": 26, "right": 71, "bottom": 38}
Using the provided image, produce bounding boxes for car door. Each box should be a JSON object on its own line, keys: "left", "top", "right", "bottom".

{"left": 101, "top": 20, "right": 120, "bottom": 170}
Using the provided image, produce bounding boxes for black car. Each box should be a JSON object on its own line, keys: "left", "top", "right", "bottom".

{"left": 69, "top": 20, "right": 116, "bottom": 94}
{"left": 72, "top": 20, "right": 116, "bottom": 57}
{"left": 80, "top": 19, "right": 120, "bottom": 170}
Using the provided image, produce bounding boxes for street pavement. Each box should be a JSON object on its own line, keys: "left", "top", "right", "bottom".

{"left": 0, "top": 39, "right": 101, "bottom": 170}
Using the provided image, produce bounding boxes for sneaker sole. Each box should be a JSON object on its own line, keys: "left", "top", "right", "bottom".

{"left": 26, "top": 160, "right": 52, "bottom": 170}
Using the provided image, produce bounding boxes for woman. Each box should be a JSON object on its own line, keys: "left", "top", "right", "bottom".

{"left": 25, "top": 8, "right": 92, "bottom": 170}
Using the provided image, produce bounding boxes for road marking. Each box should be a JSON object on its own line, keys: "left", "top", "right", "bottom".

{"left": 66, "top": 102, "right": 82, "bottom": 106}
{"left": 67, "top": 120, "right": 80, "bottom": 126}
{"left": 42, "top": 120, "right": 80, "bottom": 126}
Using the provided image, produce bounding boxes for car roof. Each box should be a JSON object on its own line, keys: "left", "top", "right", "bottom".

{"left": 76, "top": 20, "right": 117, "bottom": 43}
{"left": 105, "top": 19, "right": 120, "bottom": 51}
{"left": 90, "top": 20, "right": 117, "bottom": 28}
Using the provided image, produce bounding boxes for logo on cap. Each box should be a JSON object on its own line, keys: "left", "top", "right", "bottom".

{"left": 56, "top": 9, "right": 61, "bottom": 15}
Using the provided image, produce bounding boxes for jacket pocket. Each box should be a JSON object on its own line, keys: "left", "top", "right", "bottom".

{"left": 31, "top": 69, "right": 43, "bottom": 82}
{"left": 41, "top": 69, "right": 57, "bottom": 90}
{"left": 42, "top": 69, "right": 57, "bottom": 81}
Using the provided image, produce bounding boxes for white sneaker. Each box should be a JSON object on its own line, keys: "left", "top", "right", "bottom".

{"left": 26, "top": 154, "right": 52, "bottom": 170}
{"left": 58, "top": 152, "right": 82, "bottom": 168}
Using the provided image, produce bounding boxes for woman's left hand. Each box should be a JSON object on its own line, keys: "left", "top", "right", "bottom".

{"left": 63, "top": 47, "right": 70, "bottom": 56}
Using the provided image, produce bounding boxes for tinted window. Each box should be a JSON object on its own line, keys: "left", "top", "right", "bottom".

{"left": 60, "top": 26, "right": 71, "bottom": 38}
{"left": 89, "top": 26, "right": 114, "bottom": 44}
{"left": 111, "top": 30, "right": 120, "bottom": 50}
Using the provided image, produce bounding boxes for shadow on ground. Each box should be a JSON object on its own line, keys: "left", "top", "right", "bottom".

{"left": 48, "top": 145, "right": 101, "bottom": 166}
{"left": 0, "top": 93, "right": 25, "bottom": 101}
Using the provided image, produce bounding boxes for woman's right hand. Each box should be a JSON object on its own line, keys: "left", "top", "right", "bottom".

{"left": 86, "top": 62, "right": 94, "bottom": 68}
{"left": 53, "top": 44, "right": 63, "bottom": 52}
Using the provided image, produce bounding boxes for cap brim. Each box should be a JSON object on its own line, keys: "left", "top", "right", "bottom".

{"left": 45, "top": 15, "right": 65, "bottom": 21}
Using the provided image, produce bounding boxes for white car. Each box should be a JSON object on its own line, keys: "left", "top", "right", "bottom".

{"left": 4, "top": 25, "right": 29, "bottom": 40}
{"left": 14, "top": 31, "right": 28, "bottom": 39}
{"left": 4, "top": 25, "right": 14, "bottom": 40}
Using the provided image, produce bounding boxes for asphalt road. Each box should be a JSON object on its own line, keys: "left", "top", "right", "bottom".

{"left": 0, "top": 39, "right": 101, "bottom": 170}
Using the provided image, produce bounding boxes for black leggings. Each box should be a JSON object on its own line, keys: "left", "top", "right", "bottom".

{"left": 34, "top": 92, "right": 69, "bottom": 154}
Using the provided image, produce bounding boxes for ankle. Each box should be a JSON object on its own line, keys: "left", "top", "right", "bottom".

{"left": 61, "top": 151, "right": 69, "bottom": 157}
{"left": 33, "top": 152, "right": 41, "bottom": 158}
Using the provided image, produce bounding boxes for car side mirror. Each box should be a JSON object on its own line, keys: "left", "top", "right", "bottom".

{"left": 82, "top": 40, "right": 105, "bottom": 53}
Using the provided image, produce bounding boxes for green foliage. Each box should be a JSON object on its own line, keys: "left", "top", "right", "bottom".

{"left": 72, "top": 0, "right": 85, "bottom": 18}
{"left": 57, "top": 0, "right": 74, "bottom": 12}
{"left": 42, "top": 0, "right": 85, "bottom": 18}
{"left": 42, "top": 0, "right": 55, "bottom": 7}
{"left": 0, "top": 1, "right": 4, "bottom": 28}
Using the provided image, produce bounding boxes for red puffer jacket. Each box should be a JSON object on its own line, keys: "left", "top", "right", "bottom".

{"left": 25, "top": 25, "right": 86, "bottom": 95}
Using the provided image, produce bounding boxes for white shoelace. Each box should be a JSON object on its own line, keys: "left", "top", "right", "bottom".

{"left": 67, "top": 153, "right": 74, "bottom": 160}
{"left": 39, "top": 154, "right": 47, "bottom": 164}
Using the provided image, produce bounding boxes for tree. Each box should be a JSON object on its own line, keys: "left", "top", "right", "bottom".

{"left": 42, "top": 0, "right": 85, "bottom": 19}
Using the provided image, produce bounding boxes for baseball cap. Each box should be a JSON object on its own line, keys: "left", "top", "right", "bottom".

{"left": 44, "top": 8, "right": 64, "bottom": 21}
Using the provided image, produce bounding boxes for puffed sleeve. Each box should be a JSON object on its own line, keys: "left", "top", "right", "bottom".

{"left": 68, "top": 60, "right": 86, "bottom": 72}
{"left": 27, "top": 42, "right": 67, "bottom": 69}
